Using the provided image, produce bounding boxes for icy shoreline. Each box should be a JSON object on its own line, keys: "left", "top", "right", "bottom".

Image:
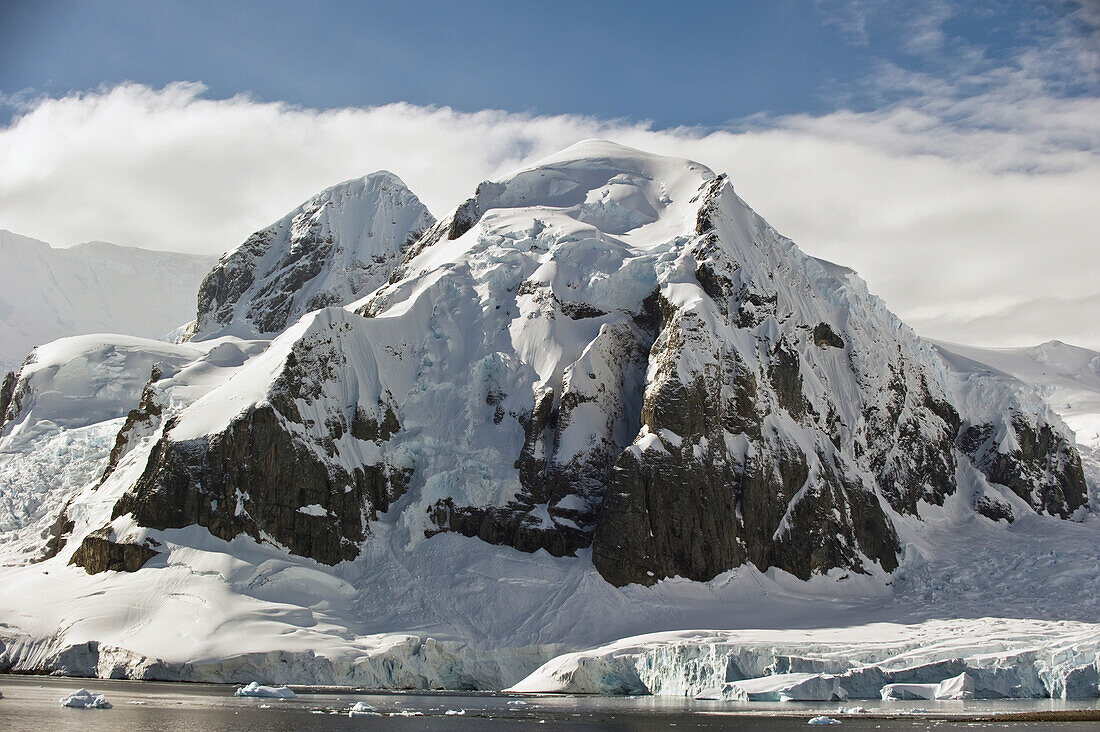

{"left": 508, "top": 619, "right": 1100, "bottom": 700}
{"left": 0, "top": 631, "right": 562, "bottom": 690}
{"left": 4, "top": 618, "right": 1098, "bottom": 699}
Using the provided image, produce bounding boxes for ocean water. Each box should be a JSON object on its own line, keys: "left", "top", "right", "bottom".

{"left": 1, "top": 675, "right": 1098, "bottom": 731}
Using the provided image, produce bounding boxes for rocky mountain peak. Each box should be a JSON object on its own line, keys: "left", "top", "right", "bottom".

{"left": 189, "top": 171, "right": 435, "bottom": 341}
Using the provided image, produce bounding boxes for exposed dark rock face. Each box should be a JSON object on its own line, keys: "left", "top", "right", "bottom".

{"left": 592, "top": 280, "right": 899, "bottom": 586}
{"left": 960, "top": 417, "right": 1088, "bottom": 517}
{"left": 41, "top": 504, "right": 75, "bottom": 561}
{"left": 974, "top": 494, "right": 1016, "bottom": 523}
{"left": 856, "top": 351, "right": 961, "bottom": 516}
{"left": 427, "top": 498, "right": 591, "bottom": 557}
{"left": 447, "top": 197, "right": 481, "bottom": 241}
{"left": 0, "top": 370, "right": 16, "bottom": 432}
{"left": 111, "top": 313, "right": 412, "bottom": 567}
{"left": 113, "top": 404, "right": 409, "bottom": 566}
{"left": 588, "top": 177, "right": 906, "bottom": 586}
{"left": 194, "top": 231, "right": 263, "bottom": 333}
{"left": 813, "top": 323, "right": 844, "bottom": 349}
{"left": 0, "top": 368, "right": 28, "bottom": 436}
{"left": 593, "top": 432, "right": 745, "bottom": 585}
{"left": 99, "top": 366, "right": 165, "bottom": 484}
{"left": 70, "top": 527, "right": 159, "bottom": 574}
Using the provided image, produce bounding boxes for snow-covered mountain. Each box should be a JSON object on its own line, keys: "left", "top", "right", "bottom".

{"left": 1, "top": 142, "right": 1098, "bottom": 697}
{"left": 0, "top": 230, "right": 217, "bottom": 373}
{"left": 932, "top": 339, "right": 1100, "bottom": 508}
{"left": 186, "top": 172, "right": 434, "bottom": 341}
{"left": 933, "top": 340, "right": 1100, "bottom": 451}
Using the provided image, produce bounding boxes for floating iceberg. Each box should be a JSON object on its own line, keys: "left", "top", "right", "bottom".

{"left": 348, "top": 701, "right": 379, "bottom": 717}
{"left": 808, "top": 716, "right": 841, "bottom": 725}
{"left": 60, "top": 689, "right": 111, "bottom": 708}
{"left": 234, "top": 681, "right": 296, "bottom": 699}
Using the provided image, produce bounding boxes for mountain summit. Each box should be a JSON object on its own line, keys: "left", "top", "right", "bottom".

{"left": 187, "top": 171, "right": 435, "bottom": 341}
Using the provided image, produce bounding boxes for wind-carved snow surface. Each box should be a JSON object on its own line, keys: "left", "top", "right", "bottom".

{"left": 0, "top": 141, "right": 1098, "bottom": 697}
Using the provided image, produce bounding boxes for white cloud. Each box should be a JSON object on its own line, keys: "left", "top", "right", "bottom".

{"left": 0, "top": 81, "right": 1097, "bottom": 350}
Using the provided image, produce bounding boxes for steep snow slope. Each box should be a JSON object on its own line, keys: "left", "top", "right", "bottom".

{"left": 0, "top": 230, "right": 216, "bottom": 372}
{"left": 188, "top": 172, "right": 434, "bottom": 341}
{"left": 0, "top": 142, "right": 1095, "bottom": 694}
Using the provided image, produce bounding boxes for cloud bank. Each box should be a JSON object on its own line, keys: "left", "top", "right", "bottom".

{"left": 0, "top": 80, "right": 1096, "bottom": 350}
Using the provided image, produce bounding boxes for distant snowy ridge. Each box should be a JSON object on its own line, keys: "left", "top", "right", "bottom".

{"left": 0, "top": 230, "right": 216, "bottom": 373}
{"left": 932, "top": 340, "right": 1100, "bottom": 451}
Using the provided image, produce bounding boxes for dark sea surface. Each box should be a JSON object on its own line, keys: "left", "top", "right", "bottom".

{"left": 1, "top": 675, "right": 1099, "bottom": 731}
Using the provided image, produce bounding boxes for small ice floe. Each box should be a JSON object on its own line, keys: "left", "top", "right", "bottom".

{"left": 348, "top": 701, "right": 380, "bottom": 717}
{"left": 60, "top": 689, "right": 112, "bottom": 709}
{"left": 807, "top": 716, "right": 841, "bottom": 725}
{"left": 836, "top": 706, "right": 866, "bottom": 714}
{"left": 445, "top": 709, "right": 466, "bottom": 715}
{"left": 234, "top": 681, "right": 297, "bottom": 699}
{"left": 507, "top": 700, "right": 527, "bottom": 705}
{"left": 388, "top": 709, "right": 423, "bottom": 716}
{"left": 126, "top": 701, "right": 147, "bottom": 705}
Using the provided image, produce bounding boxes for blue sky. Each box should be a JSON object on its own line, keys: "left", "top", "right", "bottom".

{"left": 0, "top": 0, "right": 1097, "bottom": 348}
{"left": 2, "top": 0, "right": 1094, "bottom": 127}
